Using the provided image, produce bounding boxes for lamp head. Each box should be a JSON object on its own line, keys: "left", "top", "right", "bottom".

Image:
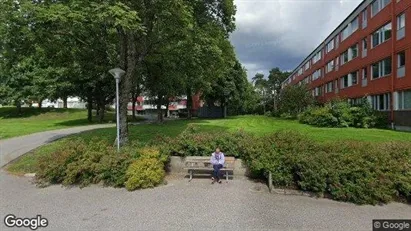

{"left": 109, "top": 68, "right": 126, "bottom": 80}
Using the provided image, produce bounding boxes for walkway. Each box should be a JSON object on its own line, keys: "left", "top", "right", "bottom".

{"left": 0, "top": 174, "right": 410, "bottom": 231}
{"left": 0, "top": 124, "right": 115, "bottom": 167}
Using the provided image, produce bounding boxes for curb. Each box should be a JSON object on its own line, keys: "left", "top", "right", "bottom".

{"left": 271, "top": 188, "right": 319, "bottom": 197}
{"left": 24, "top": 173, "right": 36, "bottom": 178}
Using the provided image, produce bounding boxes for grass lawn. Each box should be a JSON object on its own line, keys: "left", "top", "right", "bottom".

{"left": 6, "top": 115, "right": 411, "bottom": 175}
{"left": 0, "top": 107, "right": 143, "bottom": 139}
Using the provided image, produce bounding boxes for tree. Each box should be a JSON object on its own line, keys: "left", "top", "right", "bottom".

{"left": 252, "top": 73, "right": 268, "bottom": 114}
{"left": 278, "top": 84, "right": 314, "bottom": 117}
{"left": 0, "top": 0, "right": 240, "bottom": 146}
{"left": 225, "top": 61, "right": 259, "bottom": 115}
{"left": 267, "top": 68, "right": 290, "bottom": 113}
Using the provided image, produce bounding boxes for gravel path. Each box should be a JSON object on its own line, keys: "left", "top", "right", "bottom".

{"left": 0, "top": 124, "right": 115, "bottom": 167}
{"left": 1, "top": 172, "right": 410, "bottom": 231}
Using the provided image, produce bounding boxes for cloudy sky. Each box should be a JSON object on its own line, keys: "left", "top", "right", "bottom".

{"left": 230, "top": 0, "right": 363, "bottom": 79}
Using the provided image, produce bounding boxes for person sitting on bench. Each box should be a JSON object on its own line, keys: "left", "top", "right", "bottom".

{"left": 210, "top": 148, "right": 225, "bottom": 184}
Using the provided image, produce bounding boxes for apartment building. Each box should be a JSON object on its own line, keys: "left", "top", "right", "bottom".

{"left": 282, "top": 0, "right": 411, "bottom": 127}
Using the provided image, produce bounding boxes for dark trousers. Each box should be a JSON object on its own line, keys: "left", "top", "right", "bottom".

{"left": 213, "top": 164, "right": 223, "bottom": 180}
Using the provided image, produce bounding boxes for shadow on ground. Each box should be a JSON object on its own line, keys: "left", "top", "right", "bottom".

{"left": 0, "top": 107, "right": 84, "bottom": 119}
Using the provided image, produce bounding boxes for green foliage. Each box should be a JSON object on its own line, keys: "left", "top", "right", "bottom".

{"left": 241, "top": 131, "right": 411, "bottom": 205}
{"left": 125, "top": 158, "right": 165, "bottom": 191}
{"left": 36, "top": 139, "right": 131, "bottom": 187}
{"left": 279, "top": 112, "right": 295, "bottom": 120}
{"left": 35, "top": 138, "right": 166, "bottom": 189}
{"left": 161, "top": 125, "right": 249, "bottom": 158}
{"left": 298, "top": 98, "right": 386, "bottom": 128}
{"left": 278, "top": 84, "right": 314, "bottom": 117}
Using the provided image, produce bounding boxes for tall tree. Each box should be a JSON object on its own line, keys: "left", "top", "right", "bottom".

{"left": 267, "top": 67, "right": 290, "bottom": 112}
{"left": 252, "top": 73, "right": 268, "bottom": 114}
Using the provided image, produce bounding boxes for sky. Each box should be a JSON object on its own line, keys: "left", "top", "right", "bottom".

{"left": 230, "top": 0, "right": 363, "bottom": 80}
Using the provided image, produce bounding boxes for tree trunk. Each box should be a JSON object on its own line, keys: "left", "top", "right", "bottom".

{"left": 38, "top": 99, "right": 43, "bottom": 109}
{"left": 98, "top": 100, "right": 105, "bottom": 123}
{"left": 63, "top": 96, "right": 68, "bottom": 109}
{"left": 157, "top": 95, "right": 164, "bottom": 123}
{"left": 132, "top": 93, "right": 137, "bottom": 121}
{"left": 165, "top": 98, "right": 170, "bottom": 118}
{"left": 16, "top": 101, "right": 22, "bottom": 115}
{"left": 87, "top": 96, "right": 93, "bottom": 122}
{"left": 96, "top": 102, "right": 100, "bottom": 116}
{"left": 118, "top": 33, "right": 139, "bottom": 146}
{"left": 186, "top": 88, "right": 192, "bottom": 119}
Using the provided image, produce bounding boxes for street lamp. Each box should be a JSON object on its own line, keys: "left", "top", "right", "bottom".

{"left": 109, "top": 68, "right": 126, "bottom": 152}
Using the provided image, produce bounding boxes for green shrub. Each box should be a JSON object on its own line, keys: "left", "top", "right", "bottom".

{"left": 279, "top": 112, "right": 295, "bottom": 120}
{"left": 36, "top": 138, "right": 166, "bottom": 189}
{"left": 162, "top": 126, "right": 249, "bottom": 158}
{"left": 298, "top": 98, "right": 385, "bottom": 128}
{"left": 241, "top": 130, "right": 411, "bottom": 204}
{"left": 36, "top": 139, "right": 86, "bottom": 186}
{"left": 125, "top": 158, "right": 165, "bottom": 191}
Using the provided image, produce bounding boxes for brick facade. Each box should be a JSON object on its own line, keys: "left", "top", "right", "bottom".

{"left": 283, "top": 0, "right": 411, "bottom": 127}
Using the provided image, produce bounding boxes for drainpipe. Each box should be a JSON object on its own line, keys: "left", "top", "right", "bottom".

{"left": 390, "top": 1, "right": 396, "bottom": 130}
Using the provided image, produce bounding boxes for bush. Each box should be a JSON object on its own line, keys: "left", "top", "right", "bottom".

{"left": 125, "top": 158, "right": 165, "bottom": 191}
{"left": 298, "top": 98, "right": 385, "bottom": 128}
{"left": 35, "top": 139, "right": 166, "bottom": 189}
{"left": 161, "top": 125, "right": 249, "bottom": 158}
{"left": 278, "top": 83, "right": 315, "bottom": 117}
{"left": 299, "top": 105, "right": 338, "bottom": 127}
{"left": 279, "top": 112, "right": 295, "bottom": 120}
{"left": 241, "top": 130, "right": 411, "bottom": 205}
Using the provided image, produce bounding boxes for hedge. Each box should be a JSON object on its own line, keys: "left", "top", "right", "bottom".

{"left": 162, "top": 128, "right": 411, "bottom": 204}
{"left": 35, "top": 139, "right": 168, "bottom": 191}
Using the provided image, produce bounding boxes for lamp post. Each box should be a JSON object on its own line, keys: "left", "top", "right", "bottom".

{"left": 109, "top": 68, "right": 126, "bottom": 152}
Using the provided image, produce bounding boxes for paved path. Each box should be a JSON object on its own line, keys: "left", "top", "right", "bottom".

{"left": 0, "top": 173, "right": 410, "bottom": 231}
{"left": 0, "top": 124, "right": 115, "bottom": 167}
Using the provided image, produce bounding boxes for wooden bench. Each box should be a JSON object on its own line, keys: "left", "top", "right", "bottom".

{"left": 183, "top": 156, "right": 235, "bottom": 182}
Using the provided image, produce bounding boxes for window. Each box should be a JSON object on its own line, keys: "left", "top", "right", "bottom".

{"left": 397, "top": 90, "right": 411, "bottom": 110}
{"left": 397, "top": 13, "right": 406, "bottom": 40}
{"left": 398, "top": 51, "right": 406, "bottom": 78}
{"left": 325, "top": 82, "right": 333, "bottom": 93}
{"left": 314, "top": 87, "right": 322, "bottom": 96}
{"left": 350, "top": 98, "right": 363, "bottom": 106}
{"left": 372, "top": 57, "right": 392, "bottom": 79}
{"left": 304, "top": 62, "right": 310, "bottom": 71}
{"left": 341, "top": 16, "right": 359, "bottom": 41}
{"left": 340, "top": 71, "right": 358, "bottom": 88}
{"left": 326, "top": 40, "right": 334, "bottom": 53}
{"left": 362, "top": 9, "right": 367, "bottom": 28}
{"left": 363, "top": 38, "right": 367, "bottom": 50}
{"left": 351, "top": 44, "right": 358, "bottom": 58}
{"left": 312, "top": 51, "right": 322, "bottom": 64}
{"left": 371, "top": 0, "right": 391, "bottom": 17}
{"left": 341, "top": 75, "right": 349, "bottom": 88}
{"left": 312, "top": 69, "right": 322, "bottom": 80}
{"left": 335, "top": 36, "right": 339, "bottom": 48}
{"left": 372, "top": 22, "right": 392, "bottom": 47}
{"left": 352, "top": 71, "right": 358, "bottom": 85}
{"left": 397, "top": 13, "right": 405, "bottom": 29}
{"left": 341, "top": 51, "right": 349, "bottom": 64}
{"left": 340, "top": 44, "right": 358, "bottom": 65}
{"left": 298, "top": 68, "right": 303, "bottom": 75}
{"left": 326, "top": 60, "right": 334, "bottom": 73}
{"left": 371, "top": 93, "right": 391, "bottom": 111}
{"left": 363, "top": 68, "right": 368, "bottom": 79}
{"left": 398, "top": 52, "right": 405, "bottom": 68}
{"left": 351, "top": 17, "right": 359, "bottom": 32}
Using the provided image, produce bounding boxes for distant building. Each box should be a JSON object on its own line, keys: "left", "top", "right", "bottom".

{"left": 126, "top": 95, "right": 203, "bottom": 117}
{"left": 282, "top": 0, "right": 411, "bottom": 128}
{"left": 31, "top": 97, "right": 86, "bottom": 109}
